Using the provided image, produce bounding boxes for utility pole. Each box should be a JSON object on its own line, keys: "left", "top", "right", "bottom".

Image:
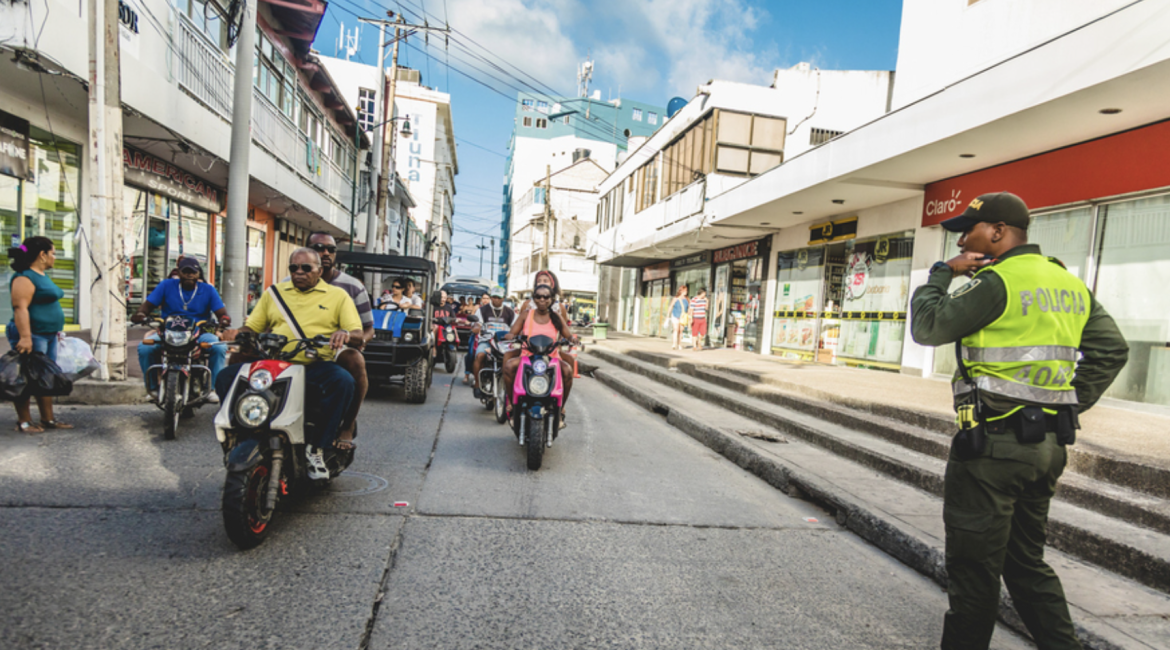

{"left": 476, "top": 239, "right": 487, "bottom": 277}
{"left": 222, "top": 0, "right": 257, "bottom": 321}
{"left": 360, "top": 14, "right": 449, "bottom": 255}
{"left": 489, "top": 237, "right": 495, "bottom": 282}
{"left": 541, "top": 165, "right": 552, "bottom": 271}
{"left": 88, "top": 0, "right": 126, "bottom": 380}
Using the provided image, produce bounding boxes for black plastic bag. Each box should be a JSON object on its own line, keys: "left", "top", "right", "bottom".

{"left": 23, "top": 351, "right": 73, "bottom": 397}
{"left": 0, "top": 351, "right": 27, "bottom": 401}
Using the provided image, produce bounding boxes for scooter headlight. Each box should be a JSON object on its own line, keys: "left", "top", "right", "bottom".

{"left": 532, "top": 359, "right": 549, "bottom": 375}
{"left": 165, "top": 330, "right": 192, "bottom": 346}
{"left": 248, "top": 369, "right": 274, "bottom": 391}
{"left": 527, "top": 374, "right": 550, "bottom": 396}
{"left": 403, "top": 332, "right": 416, "bottom": 343}
{"left": 236, "top": 395, "right": 270, "bottom": 428}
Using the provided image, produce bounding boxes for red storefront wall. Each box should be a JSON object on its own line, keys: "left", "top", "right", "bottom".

{"left": 922, "top": 120, "right": 1170, "bottom": 227}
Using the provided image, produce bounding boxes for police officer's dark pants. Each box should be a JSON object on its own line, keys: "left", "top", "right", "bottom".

{"left": 941, "top": 430, "right": 1080, "bottom": 650}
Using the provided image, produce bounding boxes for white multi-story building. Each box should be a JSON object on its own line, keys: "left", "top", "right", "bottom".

{"left": 0, "top": 0, "right": 366, "bottom": 341}
{"left": 319, "top": 58, "right": 457, "bottom": 275}
{"left": 501, "top": 92, "right": 664, "bottom": 309}
{"left": 591, "top": 0, "right": 1170, "bottom": 410}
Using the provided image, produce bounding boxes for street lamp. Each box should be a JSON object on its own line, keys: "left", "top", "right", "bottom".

{"left": 349, "top": 114, "right": 412, "bottom": 251}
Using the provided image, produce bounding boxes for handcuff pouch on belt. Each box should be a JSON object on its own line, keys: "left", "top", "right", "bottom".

{"left": 953, "top": 343, "right": 987, "bottom": 461}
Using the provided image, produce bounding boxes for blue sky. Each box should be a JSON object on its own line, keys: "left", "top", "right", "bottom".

{"left": 315, "top": 0, "right": 904, "bottom": 277}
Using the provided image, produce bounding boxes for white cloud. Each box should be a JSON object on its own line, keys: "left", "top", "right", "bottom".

{"left": 437, "top": 0, "right": 782, "bottom": 102}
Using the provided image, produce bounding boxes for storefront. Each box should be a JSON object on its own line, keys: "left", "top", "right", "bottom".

{"left": 1, "top": 111, "right": 82, "bottom": 327}
{"left": 122, "top": 145, "right": 225, "bottom": 314}
{"left": 214, "top": 207, "right": 271, "bottom": 313}
{"left": 638, "top": 261, "right": 671, "bottom": 337}
{"left": 922, "top": 119, "right": 1170, "bottom": 407}
{"left": 772, "top": 218, "right": 914, "bottom": 369}
{"left": 710, "top": 238, "right": 769, "bottom": 351}
{"left": 618, "top": 268, "right": 637, "bottom": 331}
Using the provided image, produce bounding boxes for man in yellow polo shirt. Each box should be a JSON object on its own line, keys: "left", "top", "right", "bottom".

{"left": 216, "top": 248, "right": 364, "bottom": 479}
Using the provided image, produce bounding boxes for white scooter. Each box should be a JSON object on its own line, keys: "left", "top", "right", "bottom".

{"left": 214, "top": 332, "right": 355, "bottom": 549}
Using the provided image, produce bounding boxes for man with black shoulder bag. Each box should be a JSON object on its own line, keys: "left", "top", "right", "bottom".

{"left": 911, "top": 192, "right": 1128, "bottom": 650}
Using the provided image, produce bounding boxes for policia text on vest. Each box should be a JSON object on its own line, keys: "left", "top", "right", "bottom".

{"left": 910, "top": 192, "right": 1128, "bottom": 650}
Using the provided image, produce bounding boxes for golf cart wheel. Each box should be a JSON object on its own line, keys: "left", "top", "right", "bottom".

{"left": 405, "top": 361, "right": 428, "bottom": 404}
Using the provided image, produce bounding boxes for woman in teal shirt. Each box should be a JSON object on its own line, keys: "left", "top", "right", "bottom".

{"left": 7, "top": 236, "right": 72, "bottom": 433}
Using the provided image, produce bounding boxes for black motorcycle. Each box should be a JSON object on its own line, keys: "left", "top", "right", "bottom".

{"left": 214, "top": 332, "right": 357, "bottom": 549}
{"left": 144, "top": 315, "right": 221, "bottom": 440}
{"left": 477, "top": 331, "right": 510, "bottom": 424}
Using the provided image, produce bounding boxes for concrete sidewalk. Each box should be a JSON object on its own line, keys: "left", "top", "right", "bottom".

{"left": 591, "top": 332, "right": 1170, "bottom": 473}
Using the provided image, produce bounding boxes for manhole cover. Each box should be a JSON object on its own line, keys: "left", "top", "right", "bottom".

{"left": 323, "top": 471, "right": 390, "bottom": 497}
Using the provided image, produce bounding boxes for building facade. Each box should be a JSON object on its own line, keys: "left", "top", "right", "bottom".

{"left": 1, "top": 0, "right": 365, "bottom": 333}
{"left": 590, "top": 0, "right": 1170, "bottom": 409}
{"left": 500, "top": 92, "right": 664, "bottom": 294}
{"left": 318, "top": 58, "right": 456, "bottom": 271}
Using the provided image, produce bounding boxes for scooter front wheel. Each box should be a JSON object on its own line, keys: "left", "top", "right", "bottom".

{"left": 494, "top": 376, "right": 507, "bottom": 424}
{"left": 163, "top": 372, "right": 182, "bottom": 440}
{"left": 525, "top": 414, "right": 545, "bottom": 471}
{"left": 222, "top": 463, "right": 275, "bottom": 549}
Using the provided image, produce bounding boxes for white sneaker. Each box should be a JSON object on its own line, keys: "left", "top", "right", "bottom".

{"left": 207, "top": 393, "right": 220, "bottom": 404}
{"left": 305, "top": 445, "right": 329, "bottom": 480}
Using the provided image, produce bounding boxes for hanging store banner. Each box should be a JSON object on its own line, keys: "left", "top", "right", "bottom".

{"left": 712, "top": 238, "right": 765, "bottom": 264}
{"left": 0, "top": 111, "right": 32, "bottom": 180}
{"left": 671, "top": 251, "right": 710, "bottom": 269}
{"left": 642, "top": 262, "right": 670, "bottom": 282}
{"left": 808, "top": 217, "right": 858, "bottom": 244}
{"left": 122, "top": 146, "right": 225, "bottom": 213}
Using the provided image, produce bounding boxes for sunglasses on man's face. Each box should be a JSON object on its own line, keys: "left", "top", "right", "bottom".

{"left": 289, "top": 263, "right": 317, "bottom": 274}
{"left": 392, "top": 284, "right": 403, "bottom": 290}
{"left": 311, "top": 244, "right": 337, "bottom": 254}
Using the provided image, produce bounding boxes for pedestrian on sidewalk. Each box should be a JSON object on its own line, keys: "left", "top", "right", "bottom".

{"left": 911, "top": 191, "right": 1128, "bottom": 650}
{"left": 6, "top": 236, "right": 73, "bottom": 433}
{"left": 666, "top": 285, "right": 689, "bottom": 350}
{"left": 689, "top": 289, "right": 708, "bottom": 351}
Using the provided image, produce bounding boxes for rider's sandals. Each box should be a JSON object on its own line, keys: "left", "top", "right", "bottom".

{"left": 333, "top": 438, "right": 356, "bottom": 451}
{"left": 40, "top": 420, "right": 74, "bottom": 430}
{"left": 15, "top": 421, "right": 44, "bottom": 433}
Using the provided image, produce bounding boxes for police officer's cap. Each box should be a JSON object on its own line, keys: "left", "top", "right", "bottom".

{"left": 940, "top": 192, "right": 1031, "bottom": 233}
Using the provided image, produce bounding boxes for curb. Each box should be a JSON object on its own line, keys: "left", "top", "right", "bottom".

{"left": 590, "top": 361, "right": 1123, "bottom": 650}
{"left": 57, "top": 380, "right": 149, "bottom": 406}
{"left": 584, "top": 347, "right": 1170, "bottom": 597}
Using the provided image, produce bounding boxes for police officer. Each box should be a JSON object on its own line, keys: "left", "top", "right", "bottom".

{"left": 911, "top": 192, "right": 1128, "bottom": 650}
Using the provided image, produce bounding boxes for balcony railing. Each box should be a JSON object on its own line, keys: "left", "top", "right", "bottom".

{"left": 176, "top": 19, "right": 354, "bottom": 213}
{"left": 176, "top": 17, "right": 233, "bottom": 120}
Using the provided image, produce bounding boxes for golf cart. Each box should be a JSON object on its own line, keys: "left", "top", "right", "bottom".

{"left": 336, "top": 251, "right": 435, "bottom": 403}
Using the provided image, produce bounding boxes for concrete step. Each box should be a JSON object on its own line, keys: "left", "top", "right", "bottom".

{"left": 584, "top": 347, "right": 1170, "bottom": 597}
{"left": 584, "top": 353, "right": 1170, "bottom": 650}
{"left": 620, "top": 348, "right": 1170, "bottom": 501}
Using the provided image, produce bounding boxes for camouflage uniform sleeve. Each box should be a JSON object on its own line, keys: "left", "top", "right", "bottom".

{"left": 910, "top": 268, "right": 1008, "bottom": 347}
{"left": 1073, "top": 294, "right": 1129, "bottom": 412}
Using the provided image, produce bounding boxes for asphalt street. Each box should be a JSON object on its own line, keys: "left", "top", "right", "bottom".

{"left": 0, "top": 368, "right": 1033, "bottom": 649}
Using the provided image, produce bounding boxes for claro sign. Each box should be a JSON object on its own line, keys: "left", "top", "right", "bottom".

{"left": 122, "top": 146, "right": 225, "bottom": 213}
{"left": 922, "top": 120, "right": 1170, "bottom": 228}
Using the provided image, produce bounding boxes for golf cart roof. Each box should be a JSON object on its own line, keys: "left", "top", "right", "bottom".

{"left": 336, "top": 251, "right": 436, "bottom": 276}
{"left": 441, "top": 281, "right": 490, "bottom": 296}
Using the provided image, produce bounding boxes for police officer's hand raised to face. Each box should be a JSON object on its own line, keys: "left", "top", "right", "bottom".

{"left": 945, "top": 251, "right": 992, "bottom": 276}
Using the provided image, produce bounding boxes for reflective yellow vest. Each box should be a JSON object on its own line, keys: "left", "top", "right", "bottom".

{"left": 955, "top": 254, "right": 1090, "bottom": 407}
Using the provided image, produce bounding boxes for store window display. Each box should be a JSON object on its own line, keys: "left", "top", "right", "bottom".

{"left": 1, "top": 128, "right": 82, "bottom": 326}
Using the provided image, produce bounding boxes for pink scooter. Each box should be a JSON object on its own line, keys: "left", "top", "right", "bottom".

{"left": 511, "top": 334, "right": 571, "bottom": 470}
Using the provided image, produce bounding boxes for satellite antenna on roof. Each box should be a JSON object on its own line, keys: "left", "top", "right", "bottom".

{"left": 577, "top": 57, "right": 593, "bottom": 98}
{"left": 336, "top": 21, "right": 360, "bottom": 61}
